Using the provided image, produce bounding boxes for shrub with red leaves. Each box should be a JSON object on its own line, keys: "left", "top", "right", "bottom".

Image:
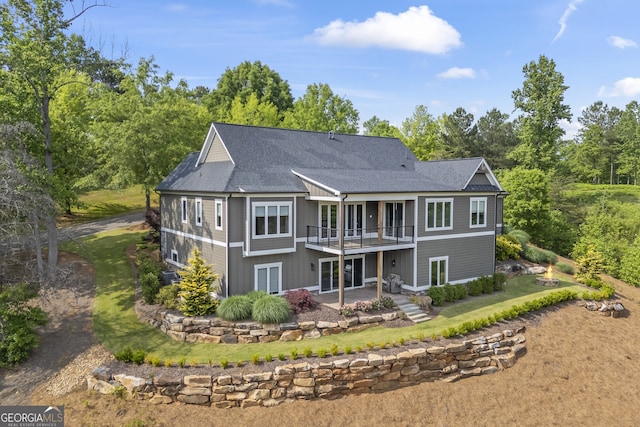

{"left": 284, "top": 289, "right": 317, "bottom": 314}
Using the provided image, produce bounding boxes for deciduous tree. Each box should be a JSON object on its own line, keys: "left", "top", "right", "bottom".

{"left": 510, "top": 55, "right": 571, "bottom": 171}
{"left": 283, "top": 83, "right": 359, "bottom": 133}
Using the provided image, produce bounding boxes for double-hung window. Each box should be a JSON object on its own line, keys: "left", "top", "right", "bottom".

{"left": 215, "top": 200, "right": 223, "bottom": 231}
{"left": 255, "top": 263, "right": 281, "bottom": 294}
{"left": 181, "top": 197, "right": 188, "bottom": 224}
{"left": 470, "top": 197, "right": 487, "bottom": 228}
{"left": 195, "top": 198, "right": 203, "bottom": 226}
{"left": 253, "top": 202, "right": 292, "bottom": 238}
{"left": 426, "top": 198, "right": 453, "bottom": 231}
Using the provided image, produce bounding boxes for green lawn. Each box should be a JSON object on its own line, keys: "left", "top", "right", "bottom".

{"left": 58, "top": 186, "right": 158, "bottom": 226}
{"left": 63, "top": 228, "right": 585, "bottom": 366}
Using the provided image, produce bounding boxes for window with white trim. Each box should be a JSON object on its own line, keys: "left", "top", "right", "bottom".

{"left": 171, "top": 249, "right": 179, "bottom": 263}
{"left": 429, "top": 256, "right": 448, "bottom": 287}
{"left": 253, "top": 202, "right": 291, "bottom": 238}
{"left": 195, "top": 198, "right": 203, "bottom": 226}
{"left": 215, "top": 199, "right": 223, "bottom": 231}
{"left": 470, "top": 197, "right": 487, "bottom": 228}
{"left": 255, "top": 262, "right": 281, "bottom": 295}
{"left": 181, "top": 197, "right": 188, "bottom": 224}
{"left": 426, "top": 198, "right": 453, "bottom": 230}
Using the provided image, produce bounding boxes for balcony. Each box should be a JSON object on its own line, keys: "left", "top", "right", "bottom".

{"left": 305, "top": 225, "right": 415, "bottom": 254}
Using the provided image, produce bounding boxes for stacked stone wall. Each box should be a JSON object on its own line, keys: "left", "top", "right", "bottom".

{"left": 141, "top": 309, "right": 403, "bottom": 344}
{"left": 87, "top": 328, "right": 527, "bottom": 408}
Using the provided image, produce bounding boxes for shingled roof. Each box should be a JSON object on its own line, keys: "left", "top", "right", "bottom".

{"left": 156, "top": 122, "right": 503, "bottom": 194}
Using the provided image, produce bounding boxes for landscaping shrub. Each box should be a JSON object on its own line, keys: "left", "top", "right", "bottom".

{"left": 508, "top": 229, "right": 531, "bottom": 247}
{"left": 523, "top": 246, "right": 558, "bottom": 264}
{"left": 480, "top": 276, "right": 494, "bottom": 294}
{"left": 574, "top": 244, "right": 605, "bottom": 284}
{"left": 284, "top": 289, "right": 317, "bottom": 313}
{"left": 492, "top": 273, "right": 507, "bottom": 292}
{"left": 454, "top": 283, "right": 468, "bottom": 300}
{"left": 156, "top": 284, "right": 180, "bottom": 309}
{"left": 246, "top": 290, "right": 268, "bottom": 304}
{"left": 114, "top": 346, "right": 134, "bottom": 363}
{"left": 443, "top": 283, "right": 456, "bottom": 303}
{"left": 468, "top": 279, "right": 483, "bottom": 296}
{"left": 427, "top": 286, "right": 445, "bottom": 306}
{"left": 251, "top": 295, "right": 291, "bottom": 324}
{"left": 177, "top": 249, "right": 220, "bottom": 316}
{"left": 136, "top": 251, "right": 162, "bottom": 304}
{"left": 139, "top": 271, "right": 161, "bottom": 304}
{"left": 216, "top": 295, "right": 252, "bottom": 321}
{"left": 555, "top": 261, "right": 574, "bottom": 275}
{"left": 0, "top": 283, "right": 47, "bottom": 367}
{"left": 496, "top": 234, "right": 522, "bottom": 261}
{"left": 380, "top": 296, "right": 396, "bottom": 309}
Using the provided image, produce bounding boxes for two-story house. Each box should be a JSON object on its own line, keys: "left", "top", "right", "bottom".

{"left": 156, "top": 122, "right": 505, "bottom": 305}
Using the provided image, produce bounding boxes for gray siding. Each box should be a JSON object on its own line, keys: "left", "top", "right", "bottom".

{"left": 417, "top": 195, "right": 497, "bottom": 237}
{"left": 160, "top": 194, "right": 226, "bottom": 244}
{"left": 205, "top": 132, "right": 231, "bottom": 163}
{"left": 227, "top": 243, "right": 319, "bottom": 295}
{"left": 303, "top": 181, "right": 335, "bottom": 198}
{"left": 247, "top": 196, "right": 296, "bottom": 253}
{"left": 162, "top": 231, "right": 227, "bottom": 292}
{"left": 416, "top": 235, "right": 495, "bottom": 285}
{"left": 469, "top": 173, "right": 491, "bottom": 186}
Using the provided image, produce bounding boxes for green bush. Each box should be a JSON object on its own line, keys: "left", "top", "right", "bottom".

{"left": 443, "top": 283, "right": 457, "bottom": 303}
{"left": 246, "top": 290, "right": 268, "bottom": 304}
{"left": 555, "top": 261, "right": 574, "bottom": 275}
{"left": 496, "top": 234, "right": 523, "bottom": 261}
{"left": 454, "top": 283, "right": 468, "bottom": 300}
{"left": 156, "top": 284, "right": 180, "bottom": 309}
{"left": 427, "top": 286, "right": 446, "bottom": 306}
{"left": 251, "top": 295, "right": 291, "bottom": 324}
{"left": 216, "top": 295, "right": 253, "bottom": 321}
{"left": 132, "top": 349, "right": 147, "bottom": 365}
{"left": 468, "top": 279, "right": 483, "bottom": 296}
{"left": 114, "top": 346, "right": 134, "bottom": 363}
{"left": 480, "top": 276, "right": 494, "bottom": 294}
{"left": 508, "top": 229, "right": 531, "bottom": 247}
{"left": 492, "top": 273, "right": 507, "bottom": 292}
{"left": 140, "top": 271, "right": 161, "bottom": 304}
{"left": 0, "top": 283, "right": 47, "bottom": 367}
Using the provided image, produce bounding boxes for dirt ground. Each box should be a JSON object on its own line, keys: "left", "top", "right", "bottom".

{"left": 3, "top": 253, "right": 640, "bottom": 427}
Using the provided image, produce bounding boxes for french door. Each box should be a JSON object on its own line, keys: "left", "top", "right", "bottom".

{"left": 384, "top": 202, "right": 404, "bottom": 238}
{"left": 321, "top": 203, "right": 363, "bottom": 238}
{"left": 320, "top": 257, "right": 364, "bottom": 292}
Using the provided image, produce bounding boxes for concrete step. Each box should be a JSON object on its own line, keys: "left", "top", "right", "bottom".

{"left": 396, "top": 301, "right": 431, "bottom": 324}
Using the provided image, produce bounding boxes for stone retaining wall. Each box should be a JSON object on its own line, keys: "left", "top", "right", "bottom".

{"left": 141, "top": 309, "right": 403, "bottom": 344}
{"left": 87, "top": 328, "right": 527, "bottom": 408}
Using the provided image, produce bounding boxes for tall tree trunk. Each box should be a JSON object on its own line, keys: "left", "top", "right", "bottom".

{"left": 145, "top": 186, "right": 151, "bottom": 212}
{"left": 32, "top": 212, "right": 45, "bottom": 283}
{"left": 42, "top": 91, "right": 58, "bottom": 277}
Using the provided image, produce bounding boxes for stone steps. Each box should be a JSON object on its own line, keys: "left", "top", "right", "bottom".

{"left": 395, "top": 298, "right": 431, "bottom": 324}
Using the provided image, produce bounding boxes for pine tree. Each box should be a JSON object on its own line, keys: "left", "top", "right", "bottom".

{"left": 177, "top": 249, "right": 219, "bottom": 316}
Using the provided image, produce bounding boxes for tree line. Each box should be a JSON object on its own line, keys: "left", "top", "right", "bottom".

{"left": 1, "top": 0, "right": 640, "bottom": 287}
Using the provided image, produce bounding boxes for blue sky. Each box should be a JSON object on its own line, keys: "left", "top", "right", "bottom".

{"left": 76, "top": 0, "right": 640, "bottom": 137}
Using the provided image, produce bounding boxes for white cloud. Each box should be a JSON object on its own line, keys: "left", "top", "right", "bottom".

{"left": 607, "top": 35, "right": 637, "bottom": 49}
{"left": 599, "top": 77, "right": 640, "bottom": 97}
{"left": 437, "top": 67, "right": 476, "bottom": 79}
{"left": 309, "top": 6, "right": 462, "bottom": 54}
{"left": 552, "top": 0, "right": 584, "bottom": 43}
{"left": 560, "top": 119, "right": 581, "bottom": 140}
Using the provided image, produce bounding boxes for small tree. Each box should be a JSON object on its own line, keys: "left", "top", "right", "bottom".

{"left": 177, "top": 249, "right": 219, "bottom": 316}
{"left": 574, "top": 244, "right": 604, "bottom": 284}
